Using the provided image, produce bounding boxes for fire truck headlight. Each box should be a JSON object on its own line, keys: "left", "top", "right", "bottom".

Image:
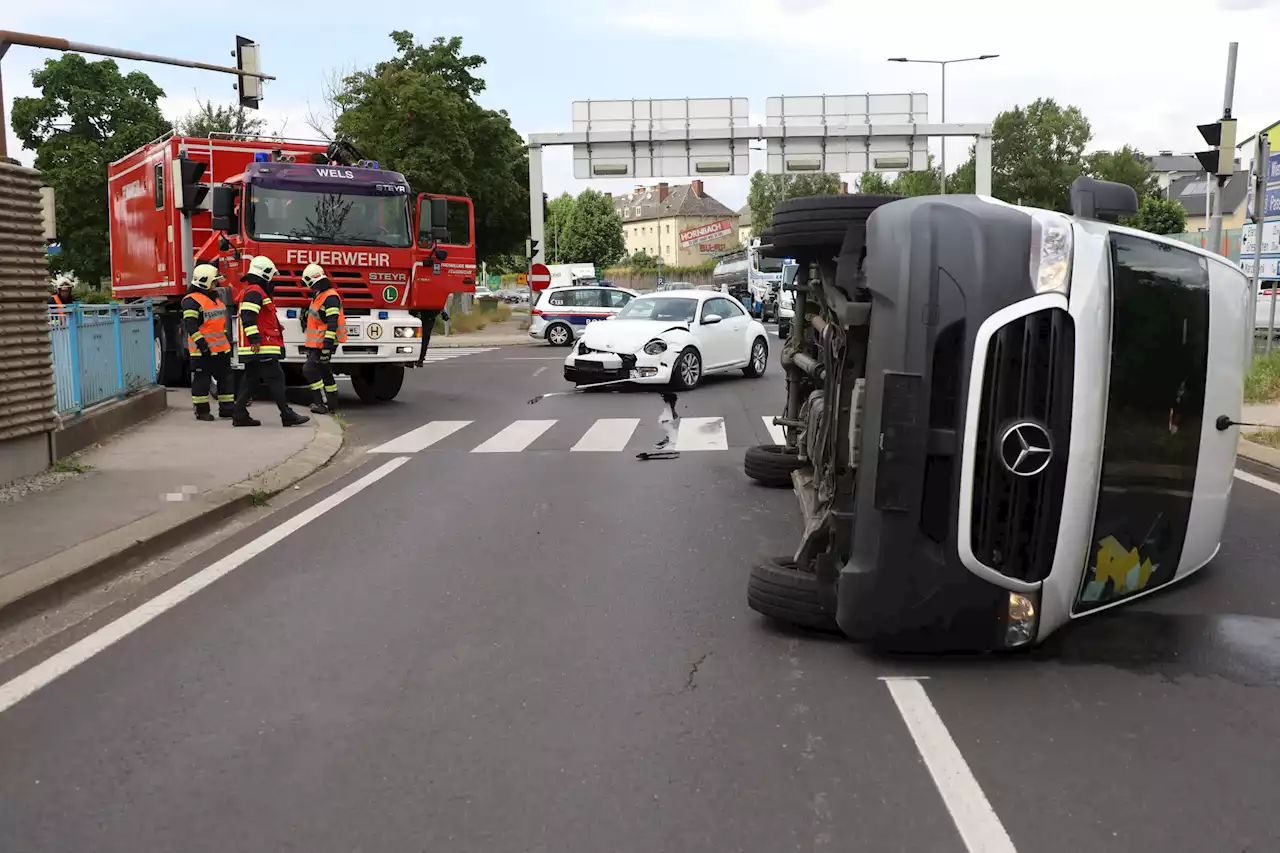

{"left": 394, "top": 326, "right": 422, "bottom": 339}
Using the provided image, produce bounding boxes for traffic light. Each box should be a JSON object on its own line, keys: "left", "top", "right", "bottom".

{"left": 234, "top": 36, "right": 262, "bottom": 110}
{"left": 1196, "top": 119, "right": 1238, "bottom": 177}
{"left": 526, "top": 238, "right": 540, "bottom": 259}
{"left": 176, "top": 157, "right": 209, "bottom": 214}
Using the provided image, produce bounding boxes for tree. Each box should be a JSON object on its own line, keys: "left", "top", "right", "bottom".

{"left": 856, "top": 154, "right": 942, "bottom": 197}
{"left": 330, "top": 32, "right": 529, "bottom": 262}
{"left": 856, "top": 172, "right": 894, "bottom": 194}
{"left": 627, "top": 250, "right": 660, "bottom": 267}
{"left": 558, "top": 188, "right": 625, "bottom": 269}
{"left": 546, "top": 192, "right": 575, "bottom": 262}
{"left": 1126, "top": 196, "right": 1187, "bottom": 235}
{"left": 1086, "top": 145, "right": 1157, "bottom": 200}
{"left": 947, "top": 98, "right": 1091, "bottom": 211}
{"left": 11, "top": 54, "right": 170, "bottom": 287}
{"left": 175, "top": 100, "right": 265, "bottom": 138}
{"left": 746, "top": 171, "right": 844, "bottom": 233}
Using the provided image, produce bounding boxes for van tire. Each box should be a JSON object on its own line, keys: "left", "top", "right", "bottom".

{"left": 748, "top": 556, "right": 840, "bottom": 633}
{"left": 771, "top": 194, "right": 902, "bottom": 253}
{"left": 743, "top": 443, "right": 803, "bottom": 487}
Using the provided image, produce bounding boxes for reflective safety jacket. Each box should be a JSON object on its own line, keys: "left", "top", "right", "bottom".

{"left": 304, "top": 287, "right": 347, "bottom": 350}
{"left": 238, "top": 283, "right": 284, "bottom": 359}
{"left": 183, "top": 290, "right": 231, "bottom": 356}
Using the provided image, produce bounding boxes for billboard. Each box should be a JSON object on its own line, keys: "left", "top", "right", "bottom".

{"left": 680, "top": 219, "right": 733, "bottom": 247}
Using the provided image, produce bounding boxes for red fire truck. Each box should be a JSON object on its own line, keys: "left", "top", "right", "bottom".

{"left": 107, "top": 132, "right": 477, "bottom": 402}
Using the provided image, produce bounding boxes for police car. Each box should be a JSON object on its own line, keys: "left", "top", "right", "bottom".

{"left": 529, "top": 284, "right": 639, "bottom": 347}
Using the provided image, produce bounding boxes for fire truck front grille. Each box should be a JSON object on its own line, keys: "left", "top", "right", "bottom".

{"left": 969, "top": 307, "right": 1074, "bottom": 584}
{"left": 272, "top": 269, "right": 375, "bottom": 307}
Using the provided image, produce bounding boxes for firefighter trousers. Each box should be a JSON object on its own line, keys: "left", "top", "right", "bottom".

{"left": 191, "top": 353, "right": 234, "bottom": 416}
{"left": 234, "top": 357, "right": 292, "bottom": 419}
{"left": 303, "top": 348, "right": 337, "bottom": 406}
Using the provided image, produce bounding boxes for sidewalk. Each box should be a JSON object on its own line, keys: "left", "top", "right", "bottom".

{"left": 432, "top": 322, "right": 544, "bottom": 348}
{"left": 0, "top": 390, "right": 343, "bottom": 610}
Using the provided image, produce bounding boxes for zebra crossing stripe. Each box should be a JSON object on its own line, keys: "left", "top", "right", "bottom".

{"left": 369, "top": 420, "right": 472, "bottom": 454}
{"left": 571, "top": 418, "right": 640, "bottom": 452}
{"left": 471, "top": 419, "right": 557, "bottom": 453}
{"left": 763, "top": 416, "right": 786, "bottom": 445}
{"left": 674, "top": 417, "right": 728, "bottom": 451}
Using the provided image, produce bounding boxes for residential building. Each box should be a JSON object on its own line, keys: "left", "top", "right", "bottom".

{"left": 736, "top": 205, "right": 752, "bottom": 245}
{"left": 1145, "top": 151, "right": 1240, "bottom": 197}
{"left": 614, "top": 180, "right": 740, "bottom": 267}
{"left": 1169, "top": 169, "right": 1250, "bottom": 234}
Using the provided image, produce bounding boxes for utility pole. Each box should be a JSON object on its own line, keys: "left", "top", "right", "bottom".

{"left": 0, "top": 30, "right": 274, "bottom": 159}
{"left": 1198, "top": 42, "right": 1239, "bottom": 257}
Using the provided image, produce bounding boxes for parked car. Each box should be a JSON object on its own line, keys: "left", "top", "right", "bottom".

{"left": 777, "top": 289, "right": 794, "bottom": 339}
{"left": 563, "top": 290, "right": 770, "bottom": 390}
{"left": 530, "top": 284, "right": 639, "bottom": 346}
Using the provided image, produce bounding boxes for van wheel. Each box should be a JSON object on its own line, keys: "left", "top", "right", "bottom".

{"left": 748, "top": 556, "right": 840, "bottom": 634}
{"left": 743, "top": 443, "right": 803, "bottom": 487}
{"left": 546, "top": 323, "right": 573, "bottom": 347}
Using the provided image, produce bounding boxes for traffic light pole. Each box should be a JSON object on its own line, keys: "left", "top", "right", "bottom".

{"left": 1208, "top": 42, "right": 1239, "bottom": 258}
{"left": 0, "top": 30, "right": 274, "bottom": 159}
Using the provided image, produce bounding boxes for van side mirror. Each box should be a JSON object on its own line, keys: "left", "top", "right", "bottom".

{"left": 1069, "top": 176, "right": 1138, "bottom": 223}
{"left": 781, "top": 262, "right": 800, "bottom": 290}
{"left": 211, "top": 186, "right": 239, "bottom": 233}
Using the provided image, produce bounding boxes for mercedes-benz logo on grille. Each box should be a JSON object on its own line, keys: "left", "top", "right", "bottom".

{"left": 998, "top": 421, "right": 1053, "bottom": 477}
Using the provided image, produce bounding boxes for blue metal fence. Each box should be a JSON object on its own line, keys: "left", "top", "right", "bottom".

{"left": 48, "top": 303, "right": 156, "bottom": 415}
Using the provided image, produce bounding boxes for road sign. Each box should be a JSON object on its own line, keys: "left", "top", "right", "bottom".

{"left": 517, "top": 273, "right": 527, "bottom": 286}
{"left": 488, "top": 274, "right": 501, "bottom": 291}
{"left": 528, "top": 262, "right": 552, "bottom": 291}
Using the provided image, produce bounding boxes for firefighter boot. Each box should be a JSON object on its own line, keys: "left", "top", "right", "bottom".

{"left": 281, "top": 409, "right": 311, "bottom": 427}
{"left": 232, "top": 413, "right": 262, "bottom": 427}
{"left": 218, "top": 400, "right": 236, "bottom": 420}
{"left": 194, "top": 403, "right": 215, "bottom": 422}
{"left": 309, "top": 387, "right": 330, "bottom": 415}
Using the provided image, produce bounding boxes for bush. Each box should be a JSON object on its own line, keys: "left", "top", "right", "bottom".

{"left": 1246, "top": 351, "right": 1280, "bottom": 403}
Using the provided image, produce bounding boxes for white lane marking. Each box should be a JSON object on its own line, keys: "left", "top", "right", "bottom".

{"left": 1234, "top": 468, "right": 1280, "bottom": 495}
{"left": 763, "top": 415, "right": 786, "bottom": 445}
{"left": 471, "top": 419, "right": 557, "bottom": 453}
{"left": 0, "top": 457, "right": 412, "bottom": 716}
{"left": 533, "top": 366, "right": 548, "bottom": 377}
{"left": 674, "top": 417, "right": 729, "bottom": 451}
{"left": 369, "top": 420, "right": 471, "bottom": 454}
{"left": 883, "top": 678, "right": 1018, "bottom": 853}
{"left": 572, "top": 418, "right": 641, "bottom": 452}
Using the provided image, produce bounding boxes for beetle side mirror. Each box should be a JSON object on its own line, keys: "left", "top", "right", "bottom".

{"left": 702, "top": 314, "right": 723, "bottom": 325}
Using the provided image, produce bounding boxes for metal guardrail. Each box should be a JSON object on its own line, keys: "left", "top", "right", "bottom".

{"left": 48, "top": 303, "right": 156, "bottom": 415}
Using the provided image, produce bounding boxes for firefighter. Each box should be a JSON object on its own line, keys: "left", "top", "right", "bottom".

{"left": 48, "top": 278, "right": 73, "bottom": 307}
{"left": 183, "top": 263, "right": 235, "bottom": 421}
{"left": 232, "top": 256, "right": 310, "bottom": 428}
{"left": 301, "top": 263, "right": 346, "bottom": 414}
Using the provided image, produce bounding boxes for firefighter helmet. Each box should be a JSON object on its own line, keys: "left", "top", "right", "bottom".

{"left": 247, "top": 255, "right": 278, "bottom": 282}
{"left": 301, "top": 263, "right": 328, "bottom": 289}
{"left": 190, "top": 264, "right": 224, "bottom": 291}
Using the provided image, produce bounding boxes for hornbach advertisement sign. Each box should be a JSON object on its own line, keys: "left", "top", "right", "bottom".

{"left": 679, "top": 219, "right": 733, "bottom": 247}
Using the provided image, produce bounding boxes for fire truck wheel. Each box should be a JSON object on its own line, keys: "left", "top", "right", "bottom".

{"left": 747, "top": 556, "right": 840, "bottom": 634}
{"left": 743, "top": 443, "right": 803, "bottom": 487}
{"left": 351, "top": 365, "right": 405, "bottom": 403}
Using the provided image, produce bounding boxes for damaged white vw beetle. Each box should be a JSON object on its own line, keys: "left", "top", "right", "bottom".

{"left": 563, "top": 290, "right": 770, "bottom": 390}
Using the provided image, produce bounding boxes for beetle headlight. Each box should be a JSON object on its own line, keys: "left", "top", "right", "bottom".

{"left": 1028, "top": 211, "right": 1072, "bottom": 296}
{"left": 643, "top": 339, "right": 668, "bottom": 356}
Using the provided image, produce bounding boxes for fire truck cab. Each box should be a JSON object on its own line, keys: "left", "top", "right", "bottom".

{"left": 107, "top": 133, "right": 477, "bottom": 402}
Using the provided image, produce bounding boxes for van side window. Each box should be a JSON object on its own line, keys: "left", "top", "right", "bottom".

{"left": 154, "top": 164, "right": 164, "bottom": 210}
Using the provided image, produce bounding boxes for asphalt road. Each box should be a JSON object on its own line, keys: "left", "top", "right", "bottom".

{"left": 2, "top": 337, "right": 1279, "bottom": 852}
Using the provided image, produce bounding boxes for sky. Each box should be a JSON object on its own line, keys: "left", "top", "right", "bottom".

{"left": 4, "top": 0, "right": 1280, "bottom": 212}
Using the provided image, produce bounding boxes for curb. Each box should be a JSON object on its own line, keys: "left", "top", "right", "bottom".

{"left": 0, "top": 416, "right": 345, "bottom": 615}
{"left": 1238, "top": 435, "right": 1280, "bottom": 478}
{"left": 431, "top": 338, "right": 543, "bottom": 348}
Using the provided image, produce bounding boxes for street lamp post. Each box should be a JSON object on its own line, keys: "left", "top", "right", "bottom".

{"left": 887, "top": 54, "right": 998, "bottom": 194}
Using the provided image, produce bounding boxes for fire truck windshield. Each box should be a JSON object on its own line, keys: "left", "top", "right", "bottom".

{"left": 247, "top": 187, "right": 413, "bottom": 249}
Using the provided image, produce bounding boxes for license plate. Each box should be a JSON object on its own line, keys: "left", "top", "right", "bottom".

{"left": 345, "top": 325, "right": 361, "bottom": 338}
